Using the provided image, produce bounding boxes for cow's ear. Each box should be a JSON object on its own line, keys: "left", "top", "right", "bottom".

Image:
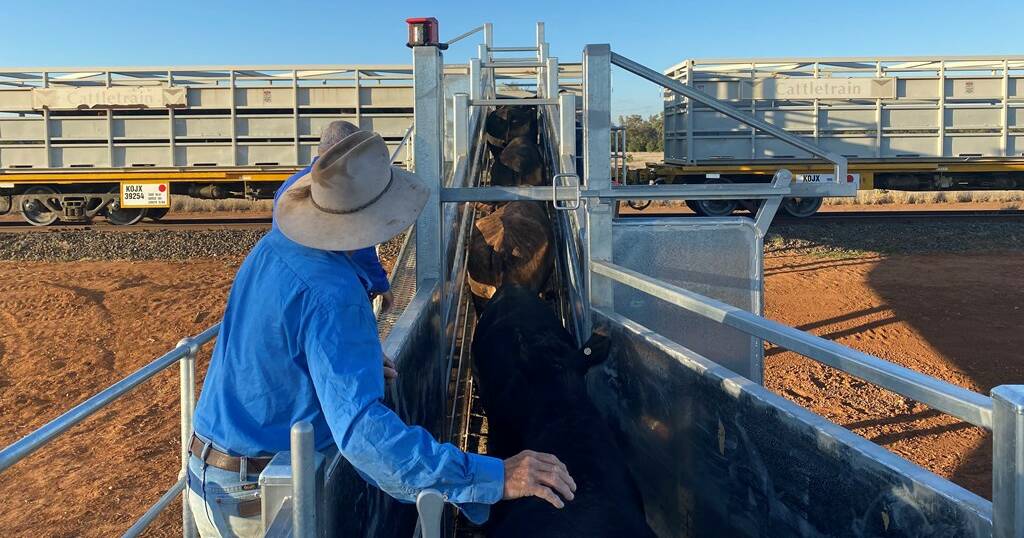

{"left": 575, "top": 329, "right": 611, "bottom": 370}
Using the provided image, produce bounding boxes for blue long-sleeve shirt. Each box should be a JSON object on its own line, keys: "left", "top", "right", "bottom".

{"left": 273, "top": 161, "right": 389, "bottom": 294}
{"left": 192, "top": 228, "right": 504, "bottom": 522}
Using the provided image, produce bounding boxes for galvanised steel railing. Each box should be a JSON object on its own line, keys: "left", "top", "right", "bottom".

{"left": 0, "top": 323, "right": 219, "bottom": 537}
{"left": 589, "top": 258, "right": 1024, "bottom": 538}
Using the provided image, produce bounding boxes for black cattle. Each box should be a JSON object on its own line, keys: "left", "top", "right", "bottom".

{"left": 467, "top": 201, "right": 554, "bottom": 313}
{"left": 485, "top": 105, "right": 538, "bottom": 158}
{"left": 497, "top": 136, "right": 544, "bottom": 186}
{"left": 472, "top": 285, "right": 656, "bottom": 538}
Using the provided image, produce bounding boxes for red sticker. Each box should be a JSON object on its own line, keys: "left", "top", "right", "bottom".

{"left": 158, "top": 184, "right": 167, "bottom": 192}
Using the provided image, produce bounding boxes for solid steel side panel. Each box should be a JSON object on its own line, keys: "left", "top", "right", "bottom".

{"left": 611, "top": 218, "right": 763, "bottom": 382}
{"left": 588, "top": 309, "right": 993, "bottom": 537}
{"left": 325, "top": 282, "right": 442, "bottom": 538}
{"left": 591, "top": 260, "right": 995, "bottom": 429}
{"left": 992, "top": 386, "right": 1024, "bottom": 538}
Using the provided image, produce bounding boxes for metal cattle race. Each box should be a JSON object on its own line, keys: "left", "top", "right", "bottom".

{"left": 0, "top": 20, "right": 1022, "bottom": 538}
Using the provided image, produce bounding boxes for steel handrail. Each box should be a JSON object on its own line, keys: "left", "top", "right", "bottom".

{"left": 590, "top": 260, "right": 995, "bottom": 429}
{"left": 0, "top": 323, "right": 221, "bottom": 474}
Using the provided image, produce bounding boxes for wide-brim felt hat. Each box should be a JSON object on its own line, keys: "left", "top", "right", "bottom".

{"left": 276, "top": 130, "right": 429, "bottom": 251}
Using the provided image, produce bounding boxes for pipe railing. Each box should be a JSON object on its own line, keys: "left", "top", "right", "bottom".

{"left": 590, "top": 260, "right": 994, "bottom": 428}
{"left": 0, "top": 323, "right": 221, "bottom": 538}
{"left": 591, "top": 258, "right": 1024, "bottom": 537}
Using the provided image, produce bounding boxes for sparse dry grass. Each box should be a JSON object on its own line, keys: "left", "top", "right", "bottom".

{"left": 170, "top": 197, "right": 273, "bottom": 212}
{"left": 824, "top": 190, "right": 1024, "bottom": 207}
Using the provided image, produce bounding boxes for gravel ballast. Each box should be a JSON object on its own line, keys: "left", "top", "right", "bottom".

{"left": 0, "top": 220, "right": 1021, "bottom": 263}
{"left": 0, "top": 228, "right": 409, "bottom": 264}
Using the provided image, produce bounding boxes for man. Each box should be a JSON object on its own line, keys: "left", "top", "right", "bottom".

{"left": 273, "top": 121, "right": 393, "bottom": 311}
{"left": 187, "top": 129, "right": 576, "bottom": 537}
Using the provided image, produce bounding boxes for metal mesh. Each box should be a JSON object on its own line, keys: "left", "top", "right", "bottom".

{"left": 377, "top": 229, "right": 418, "bottom": 339}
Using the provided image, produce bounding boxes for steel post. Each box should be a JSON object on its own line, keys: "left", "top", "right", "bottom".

{"left": 993, "top": 385, "right": 1024, "bottom": 538}
{"left": 469, "top": 59, "right": 482, "bottom": 101}
{"left": 546, "top": 57, "right": 559, "bottom": 101}
{"left": 291, "top": 422, "right": 316, "bottom": 538}
{"left": 453, "top": 93, "right": 469, "bottom": 163}
{"left": 416, "top": 489, "right": 445, "bottom": 538}
{"left": 412, "top": 46, "right": 444, "bottom": 288}
{"left": 583, "top": 45, "right": 613, "bottom": 333}
{"left": 177, "top": 337, "right": 198, "bottom": 538}
{"left": 559, "top": 93, "right": 576, "bottom": 165}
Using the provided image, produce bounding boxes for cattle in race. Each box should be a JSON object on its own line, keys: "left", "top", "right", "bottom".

{"left": 471, "top": 285, "right": 656, "bottom": 538}
{"left": 467, "top": 201, "right": 554, "bottom": 313}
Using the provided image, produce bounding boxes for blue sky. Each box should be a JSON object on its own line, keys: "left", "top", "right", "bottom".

{"left": 3, "top": 0, "right": 1021, "bottom": 117}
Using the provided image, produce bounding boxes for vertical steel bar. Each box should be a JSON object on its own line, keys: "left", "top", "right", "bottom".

{"left": 684, "top": 60, "right": 694, "bottom": 164}
{"left": 106, "top": 71, "right": 114, "bottom": 167}
{"left": 1003, "top": 59, "right": 1010, "bottom": 157}
{"left": 177, "top": 337, "right": 198, "bottom": 538}
{"left": 993, "top": 385, "right": 1024, "bottom": 538}
{"left": 559, "top": 93, "right": 576, "bottom": 163}
{"left": 469, "top": 59, "right": 482, "bottom": 101}
{"left": 292, "top": 70, "right": 300, "bottom": 166}
{"left": 230, "top": 70, "right": 238, "bottom": 166}
{"left": 291, "top": 422, "right": 316, "bottom": 538}
{"left": 546, "top": 57, "right": 559, "bottom": 102}
{"left": 412, "top": 46, "right": 444, "bottom": 288}
{"left": 453, "top": 93, "right": 469, "bottom": 163}
{"left": 42, "top": 71, "right": 52, "bottom": 168}
{"left": 583, "top": 45, "right": 613, "bottom": 333}
{"left": 875, "top": 60, "right": 883, "bottom": 158}
{"left": 938, "top": 60, "right": 946, "bottom": 158}
{"left": 168, "top": 70, "right": 176, "bottom": 167}
{"left": 354, "top": 69, "right": 363, "bottom": 131}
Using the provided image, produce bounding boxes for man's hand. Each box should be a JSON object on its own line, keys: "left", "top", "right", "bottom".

{"left": 502, "top": 450, "right": 576, "bottom": 508}
{"left": 383, "top": 354, "right": 398, "bottom": 382}
{"left": 378, "top": 290, "right": 394, "bottom": 313}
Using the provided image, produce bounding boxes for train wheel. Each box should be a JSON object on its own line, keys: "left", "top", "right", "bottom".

{"left": 20, "top": 186, "right": 61, "bottom": 226}
{"left": 781, "top": 197, "right": 823, "bottom": 218}
{"left": 684, "top": 200, "right": 704, "bottom": 215}
{"left": 105, "top": 202, "right": 145, "bottom": 226}
{"left": 689, "top": 178, "right": 738, "bottom": 217}
{"left": 627, "top": 199, "right": 652, "bottom": 211}
{"left": 146, "top": 207, "right": 169, "bottom": 221}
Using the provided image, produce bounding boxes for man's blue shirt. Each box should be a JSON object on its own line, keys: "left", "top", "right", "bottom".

{"left": 273, "top": 161, "right": 389, "bottom": 294}
{"left": 192, "top": 228, "right": 503, "bottom": 522}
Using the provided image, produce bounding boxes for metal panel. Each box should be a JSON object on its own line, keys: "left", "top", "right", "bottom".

{"left": 586, "top": 310, "right": 993, "bottom": 538}
{"left": 611, "top": 217, "right": 763, "bottom": 382}
{"left": 666, "top": 55, "right": 1024, "bottom": 163}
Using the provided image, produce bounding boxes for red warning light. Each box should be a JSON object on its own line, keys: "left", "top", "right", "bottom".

{"left": 406, "top": 17, "right": 440, "bottom": 48}
{"left": 847, "top": 174, "right": 855, "bottom": 183}
{"left": 158, "top": 184, "right": 167, "bottom": 192}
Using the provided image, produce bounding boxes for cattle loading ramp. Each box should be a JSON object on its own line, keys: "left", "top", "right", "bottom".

{"left": 0, "top": 21, "right": 1022, "bottom": 538}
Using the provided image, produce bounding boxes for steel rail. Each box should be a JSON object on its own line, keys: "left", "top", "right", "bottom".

{"left": 0, "top": 323, "right": 221, "bottom": 474}
{"left": 121, "top": 477, "right": 187, "bottom": 538}
{"left": 590, "top": 260, "right": 995, "bottom": 429}
{"left": 440, "top": 183, "right": 797, "bottom": 203}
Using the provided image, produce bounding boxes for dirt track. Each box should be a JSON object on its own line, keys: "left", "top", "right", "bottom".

{"left": 0, "top": 219, "right": 1021, "bottom": 535}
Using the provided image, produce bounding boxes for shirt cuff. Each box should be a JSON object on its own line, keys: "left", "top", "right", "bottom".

{"left": 455, "top": 454, "right": 504, "bottom": 524}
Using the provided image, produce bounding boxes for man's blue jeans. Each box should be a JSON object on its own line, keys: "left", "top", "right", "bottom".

{"left": 186, "top": 453, "right": 262, "bottom": 538}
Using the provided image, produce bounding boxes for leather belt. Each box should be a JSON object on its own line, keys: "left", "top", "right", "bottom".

{"left": 189, "top": 435, "right": 273, "bottom": 475}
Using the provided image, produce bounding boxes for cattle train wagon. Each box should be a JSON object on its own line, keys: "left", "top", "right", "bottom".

{"left": 633, "top": 56, "right": 1024, "bottom": 217}
{"left": 0, "top": 65, "right": 422, "bottom": 225}
{"left": 1, "top": 20, "right": 1023, "bottom": 538}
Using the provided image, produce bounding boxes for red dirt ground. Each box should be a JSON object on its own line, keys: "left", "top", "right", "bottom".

{"left": 1, "top": 248, "right": 1020, "bottom": 535}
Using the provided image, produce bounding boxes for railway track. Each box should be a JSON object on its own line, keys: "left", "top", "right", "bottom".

{"left": 1, "top": 209, "right": 1022, "bottom": 233}
{"left": 0, "top": 215, "right": 272, "bottom": 233}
